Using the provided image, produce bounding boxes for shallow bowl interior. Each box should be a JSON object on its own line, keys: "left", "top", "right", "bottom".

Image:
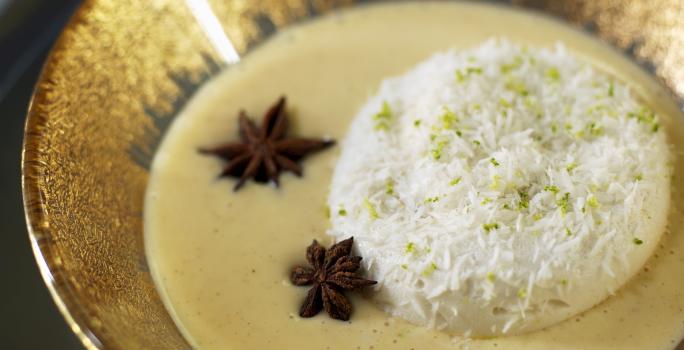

{"left": 22, "top": 0, "right": 684, "bottom": 348}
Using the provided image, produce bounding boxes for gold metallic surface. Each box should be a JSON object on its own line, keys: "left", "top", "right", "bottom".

{"left": 21, "top": 0, "right": 684, "bottom": 349}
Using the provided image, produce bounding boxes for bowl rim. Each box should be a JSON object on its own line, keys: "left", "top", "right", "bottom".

{"left": 21, "top": 1, "right": 103, "bottom": 348}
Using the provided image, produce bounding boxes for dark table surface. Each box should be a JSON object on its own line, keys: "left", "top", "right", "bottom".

{"left": 0, "top": 1, "right": 83, "bottom": 348}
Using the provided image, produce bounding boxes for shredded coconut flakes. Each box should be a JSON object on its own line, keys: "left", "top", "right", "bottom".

{"left": 327, "top": 39, "right": 670, "bottom": 336}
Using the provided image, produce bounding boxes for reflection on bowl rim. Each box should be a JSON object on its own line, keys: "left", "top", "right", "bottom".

{"left": 23, "top": 3, "right": 105, "bottom": 347}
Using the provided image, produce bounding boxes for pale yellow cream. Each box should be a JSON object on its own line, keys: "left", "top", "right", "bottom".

{"left": 145, "top": 2, "right": 684, "bottom": 349}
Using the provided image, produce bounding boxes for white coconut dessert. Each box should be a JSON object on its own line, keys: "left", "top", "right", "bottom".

{"left": 327, "top": 39, "right": 670, "bottom": 336}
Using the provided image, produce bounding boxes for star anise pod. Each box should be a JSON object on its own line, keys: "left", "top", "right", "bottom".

{"left": 199, "top": 96, "right": 335, "bottom": 191}
{"left": 290, "top": 237, "right": 377, "bottom": 321}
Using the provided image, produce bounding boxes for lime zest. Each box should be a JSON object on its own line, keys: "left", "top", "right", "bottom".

{"left": 431, "top": 139, "right": 449, "bottom": 160}
{"left": 498, "top": 98, "right": 512, "bottom": 109}
{"left": 546, "top": 67, "right": 561, "bottom": 82}
{"left": 556, "top": 192, "right": 571, "bottom": 215}
{"left": 544, "top": 185, "right": 560, "bottom": 194}
{"left": 587, "top": 196, "right": 599, "bottom": 208}
{"left": 386, "top": 180, "right": 394, "bottom": 195}
{"left": 627, "top": 106, "right": 659, "bottom": 133}
{"left": 608, "top": 81, "right": 614, "bottom": 97}
{"left": 483, "top": 222, "right": 500, "bottom": 233}
{"left": 373, "top": 101, "right": 393, "bottom": 131}
{"left": 424, "top": 196, "right": 440, "bottom": 204}
{"left": 486, "top": 272, "right": 496, "bottom": 282}
{"left": 517, "top": 288, "right": 527, "bottom": 299}
{"left": 363, "top": 198, "right": 379, "bottom": 219}
{"left": 422, "top": 262, "right": 438, "bottom": 276}
{"left": 501, "top": 56, "right": 523, "bottom": 74}
{"left": 489, "top": 175, "right": 502, "bottom": 190}
{"left": 490, "top": 158, "right": 500, "bottom": 167}
{"left": 440, "top": 106, "right": 459, "bottom": 130}
{"left": 455, "top": 66, "right": 483, "bottom": 82}
{"left": 505, "top": 78, "right": 529, "bottom": 96}
{"left": 517, "top": 188, "right": 529, "bottom": 210}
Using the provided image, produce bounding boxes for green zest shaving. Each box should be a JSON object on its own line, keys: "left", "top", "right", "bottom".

{"left": 424, "top": 196, "right": 440, "bottom": 204}
{"left": 505, "top": 78, "right": 529, "bottom": 96}
{"left": 373, "top": 101, "right": 393, "bottom": 131}
{"left": 546, "top": 67, "right": 560, "bottom": 82}
{"left": 338, "top": 205, "right": 347, "bottom": 216}
{"left": 486, "top": 272, "right": 496, "bottom": 282}
{"left": 483, "top": 223, "right": 500, "bottom": 233}
{"left": 386, "top": 180, "right": 394, "bottom": 195}
{"left": 450, "top": 177, "right": 462, "bottom": 186}
{"left": 440, "top": 107, "right": 459, "bottom": 130}
{"left": 455, "top": 66, "right": 483, "bottom": 82}
{"left": 431, "top": 139, "right": 448, "bottom": 160}
{"left": 587, "top": 122, "right": 604, "bottom": 136}
{"left": 587, "top": 196, "right": 599, "bottom": 208}
{"left": 363, "top": 198, "right": 379, "bottom": 219}
{"left": 517, "top": 288, "right": 527, "bottom": 299}
{"left": 422, "top": 262, "right": 438, "bottom": 277}
{"left": 405, "top": 242, "right": 415, "bottom": 253}
{"left": 544, "top": 185, "right": 560, "bottom": 194}
{"left": 414, "top": 119, "right": 422, "bottom": 127}
{"left": 498, "top": 97, "right": 512, "bottom": 109}
{"left": 633, "top": 238, "right": 644, "bottom": 245}
{"left": 556, "top": 192, "right": 571, "bottom": 215}
{"left": 628, "top": 107, "right": 660, "bottom": 133}
{"left": 490, "top": 158, "right": 500, "bottom": 167}
{"left": 517, "top": 188, "right": 529, "bottom": 210}
{"left": 501, "top": 56, "right": 523, "bottom": 74}
{"left": 608, "top": 81, "right": 614, "bottom": 97}
{"left": 490, "top": 175, "right": 501, "bottom": 190}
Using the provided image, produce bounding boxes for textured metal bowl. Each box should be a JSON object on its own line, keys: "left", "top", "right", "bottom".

{"left": 21, "top": 0, "right": 684, "bottom": 349}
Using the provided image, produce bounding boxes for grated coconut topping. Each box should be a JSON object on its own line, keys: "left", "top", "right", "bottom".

{"left": 327, "top": 39, "right": 670, "bottom": 335}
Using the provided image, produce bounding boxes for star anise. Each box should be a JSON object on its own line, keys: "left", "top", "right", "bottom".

{"left": 290, "top": 237, "right": 377, "bottom": 321}
{"left": 199, "top": 96, "right": 335, "bottom": 191}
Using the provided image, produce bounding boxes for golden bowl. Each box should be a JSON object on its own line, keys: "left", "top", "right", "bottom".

{"left": 22, "top": 0, "right": 684, "bottom": 349}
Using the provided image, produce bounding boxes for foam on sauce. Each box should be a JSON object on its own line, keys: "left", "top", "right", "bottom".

{"left": 145, "top": 2, "right": 684, "bottom": 349}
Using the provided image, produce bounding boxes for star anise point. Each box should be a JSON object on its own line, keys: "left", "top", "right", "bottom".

{"left": 200, "top": 97, "right": 335, "bottom": 191}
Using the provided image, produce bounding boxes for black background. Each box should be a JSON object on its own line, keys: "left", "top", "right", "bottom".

{"left": 0, "top": 0, "right": 83, "bottom": 348}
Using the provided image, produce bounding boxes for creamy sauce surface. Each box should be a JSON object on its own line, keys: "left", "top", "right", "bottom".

{"left": 145, "top": 2, "right": 684, "bottom": 349}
